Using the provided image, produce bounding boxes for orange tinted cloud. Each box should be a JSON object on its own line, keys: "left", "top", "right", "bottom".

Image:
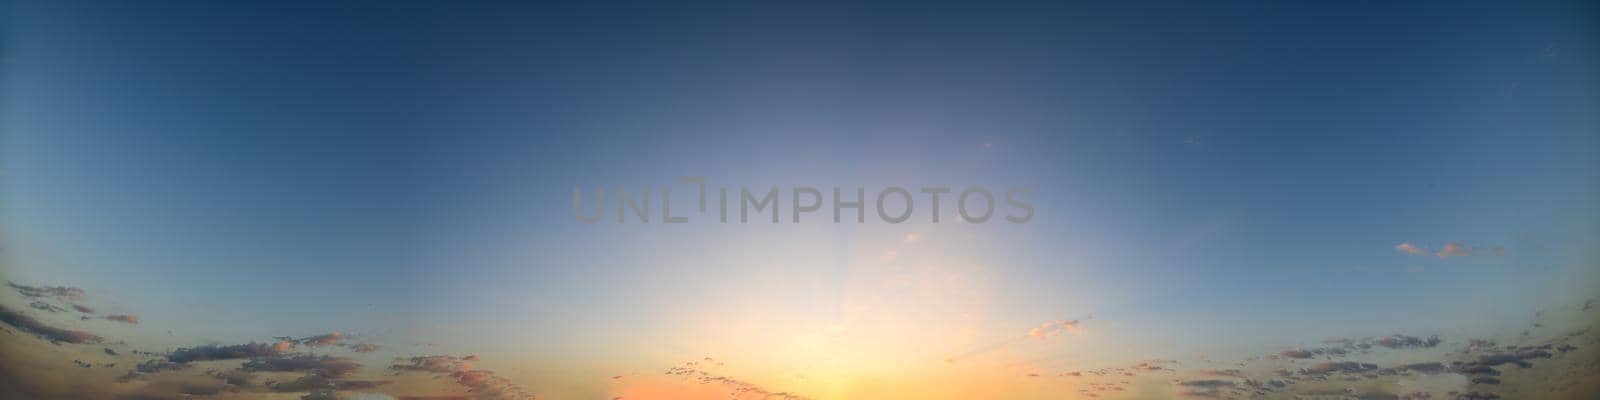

{"left": 1395, "top": 242, "right": 1430, "bottom": 256}
{"left": 104, "top": 314, "right": 139, "bottom": 324}
{"left": 300, "top": 331, "right": 345, "bottom": 346}
{"left": 1027, "top": 320, "right": 1082, "bottom": 339}
{"left": 0, "top": 305, "right": 103, "bottom": 344}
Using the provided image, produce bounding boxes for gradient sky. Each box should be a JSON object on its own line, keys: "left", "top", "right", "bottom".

{"left": 2, "top": 1, "right": 1597, "bottom": 398}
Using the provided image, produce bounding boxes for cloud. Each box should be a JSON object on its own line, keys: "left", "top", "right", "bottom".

{"left": 1437, "top": 242, "right": 1503, "bottom": 258}
{"left": 2, "top": 279, "right": 541, "bottom": 400}
{"left": 345, "top": 393, "right": 399, "bottom": 400}
{"left": 1395, "top": 242, "right": 1504, "bottom": 258}
{"left": 1299, "top": 361, "right": 1378, "bottom": 375}
{"left": 1197, "top": 369, "right": 1245, "bottom": 378}
{"left": 1395, "top": 242, "right": 1431, "bottom": 256}
{"left": 7, "top": 282, "right": 86, "bottom": 301}
{"left": 103, "top": 314, "right": 139, "bottom": 324}
{"left": 389, "top": 355, "right": 536, "bottom": 399}
{"left": 1176, "top": 379, "right": 1240, "bottom": 398}
{"left": 390, "top": 355, "right": 463, "bottom": 374}
{"left": 1179, "top": 380, "right": 1236, "bottom": 388}
{"left": 1436, "top": 242, "right": 1469, "bottom": 258}
{"left": 302, "top": 388, "right": 340, "bottom": 400}
{"left": 1375, "top": 334, "right": 1442, "bottom": 349}
{"left": 657, "top": 362, "right": 807, "bottom": 400}
{"left": 452, "top": 369, "right": 528, "bottom": 397}
{"left": 1028, "top": 319, "right": 1082, "bottom": 339}
{"left": 1278, "top": 349, "right": 1315, "bottom": 359}
{"left": 28, "top": 301, "right": 65, "bottom": 313}
{"left": 242, "top": 355, "right": 362, "bottom": 378}
{"left": 136, "top": 378, "right": 229, "bottom": 398}
{"left": 1397, "top": 362, "right": 1447, "bottom": 374}
{"left": 168, "top": 342, "right": 294, "bottom": 363}
{"left": 207, "top": 369, "right": 253, "bottom": 386}
{"left": 136, "top": 359, "right": 194, "bottom": 373}
{"left": 0, "top": 304, "right": 103, "bottom": 344}
{"left": 153, "top": 342, "right": 393, "bottom": 395}
{"left": 299, "top": 331, "right": 345, "bottom": 347}
{"left": 267, "top": 374, "right": 389, "bottom": 393}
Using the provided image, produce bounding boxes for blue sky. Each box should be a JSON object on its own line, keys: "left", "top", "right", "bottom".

{"left": 1, "top": 1, "right": 1597, "bottom": 398}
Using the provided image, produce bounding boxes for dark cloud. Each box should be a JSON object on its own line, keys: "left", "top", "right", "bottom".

{"left": 7, "top": 282, "right": 86, "bottom": 300}
{"left": 72, "top": 304, "right": 95, "bottom": 314}
{"left": 208, "top": 369, "right": 254, "bottom": 386}
{"left": 1278, "top": 349, "right": 1315, "bottom": 359}
{"left": 1197, "top": 369, "right": 1245, "bottom": 378}
{"left": 28, "top": 301, "right": 65, "bottom": 313}
{"left": 104, "top": 314, "right": 140, "bottom": 324}
{"left": 349, "top": 343, "right": 382, "bottom": 353}
{"left": 1375, "top": 334, "right": 1441, "bottom": 349}
{"left": 1179, "top": 380, "right": 1237, "bottom": 388}
{"left": 301, "top": 388, "right": 339, "bottom": 400}
{"left": 167, "top": 341, "right": 294, "bottom": 363}
{"left": 1176, "top": 379, "right": 1240, "bottom": 398}
{"left": 1300, "top": 362, "right": 1378, "bottom": 375}
{"left": 156, "top": 344, "right": 390, "bottom": 396}
{"left": 136, "top": 359, "right": 193, "bottom": 374}
{"left": 0, "top": 304, "right": 104, "bottom": 344}
{"left": 1464, "top": 347, "right": 1554, "bottom": 372}
{"left": 390, "top": 355, "right": 461, "bottom": 374}
{"left": 1397, "top": 362, "right": 1446, "bottom": 374}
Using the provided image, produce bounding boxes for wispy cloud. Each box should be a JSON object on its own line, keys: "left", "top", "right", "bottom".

{"left": 1028, "top": 319, "right": 1082, "bottom": 339}
{"left": 1394, "top": 242, "right": 1504, "bottom": 259}
{"left": 103, "top": 314, "right": 139, "bottom": 324}
{"left": 388, "top": 354, "right": 536, "bottom": 399}
{"left": 389, "top": 355, "right": 463, "bottom": 374}
{"left": 299, "top": 331, "right": 345, "bottom": 347}
{"left": 7, "top": 282, "right": 86, "bottom": 301}
{"left": 1395, "top": 242, "right": 1431, "bottom": 256}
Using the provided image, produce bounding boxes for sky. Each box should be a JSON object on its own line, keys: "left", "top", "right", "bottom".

{"left": 1, "top": 1, "right": 1598, "bottom": 399}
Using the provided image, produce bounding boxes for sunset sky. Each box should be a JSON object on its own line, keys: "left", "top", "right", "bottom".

{"left": 2, "top": 1, "right": 1597, "bottom": 399}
